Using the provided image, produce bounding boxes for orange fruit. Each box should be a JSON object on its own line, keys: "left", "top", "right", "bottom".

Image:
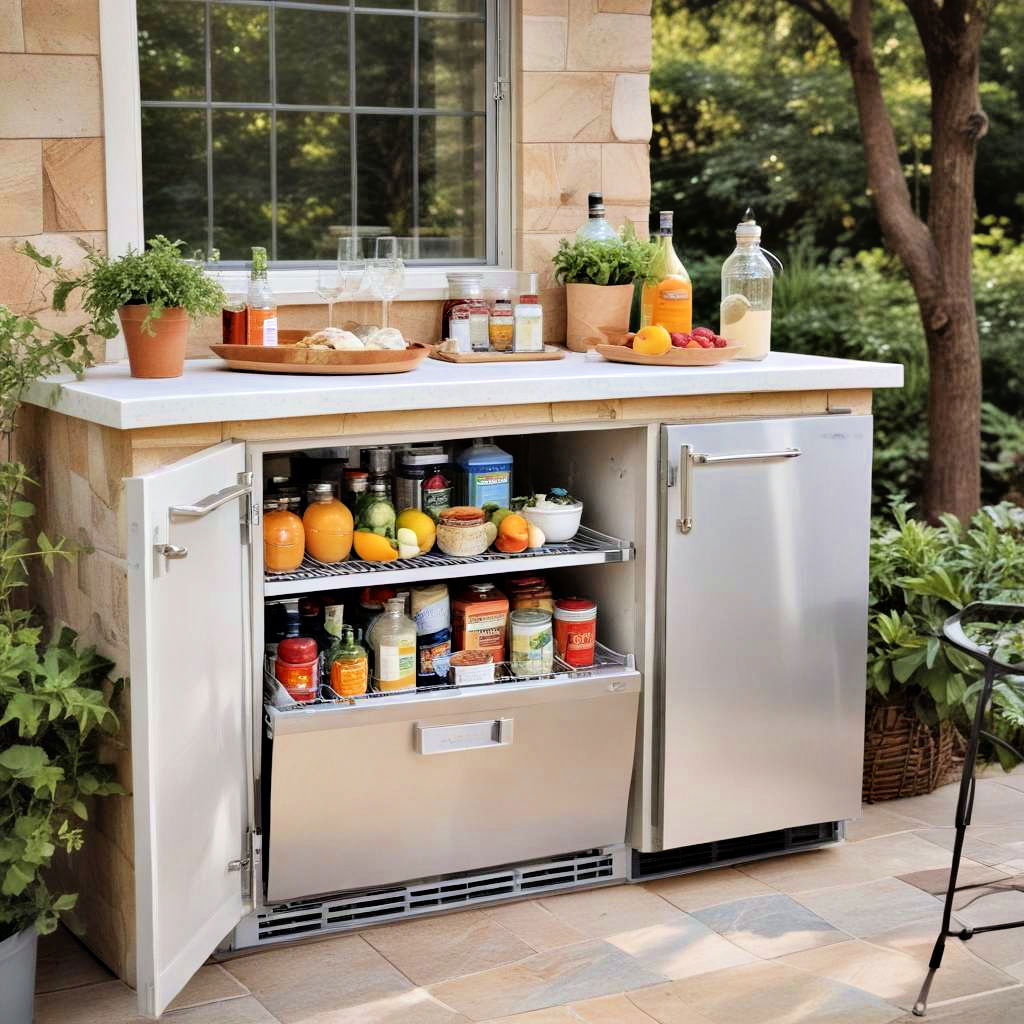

{"left": 633, "top": 324, "right": 672, "bottom": 356}
{"left": 353, "top": 530, "right": 399, "bottom": 561}
{"left": 495, "top": 512, "right": 529, "bottom": 553}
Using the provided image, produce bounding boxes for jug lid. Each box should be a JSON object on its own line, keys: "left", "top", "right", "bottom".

{"left": 735, "top": 206, "right": 761, "bottom": 241}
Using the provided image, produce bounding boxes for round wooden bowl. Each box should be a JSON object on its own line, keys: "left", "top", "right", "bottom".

{"left": 595, "top": 343, "right": 744, "bottom": 367}
{"left": 210, "top": 341, "right": 431, "bottom": 375}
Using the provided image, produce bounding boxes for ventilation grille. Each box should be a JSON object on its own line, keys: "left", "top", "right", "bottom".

{"left": 247, "top": 849, "right": 618, "bottom": 946}
{"left": 632, "top": 822, "right": 840, "bottom": 879}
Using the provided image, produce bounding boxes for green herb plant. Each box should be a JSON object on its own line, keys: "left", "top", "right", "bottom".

{"left": 0, "top": 307, "right": 123, "bottom": 942}
{"left": 22, "top": 235, "right": 225, "bottom": 339}
{"left": 552, "top": 235, "right": 657, "bottom": 287}
{"left": 868, "top": 499, "right": 1024, "bottom": 767}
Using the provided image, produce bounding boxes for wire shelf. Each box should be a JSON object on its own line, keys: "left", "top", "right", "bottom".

{"left": 263, "top": 525, "right": 633, "bottom": 597}
{"left": 265, "top": 643, "right": 632, "bottom": 716}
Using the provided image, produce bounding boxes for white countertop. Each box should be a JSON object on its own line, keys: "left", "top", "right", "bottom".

{"left": 25, "top": 351, "right": 904, "bottom": 431}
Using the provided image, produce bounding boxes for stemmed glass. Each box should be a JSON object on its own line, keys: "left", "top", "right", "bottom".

{"left": 316, "top": 267, "right": 343, "bottom": 327}
{"left": 367, "top": 236, "right": 406, "bottom": 330}
{"left": 337, "top": 235, "right": 366, "bottom": 311}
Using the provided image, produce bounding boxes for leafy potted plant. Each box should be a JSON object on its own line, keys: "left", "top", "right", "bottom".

{"left": 0, "top": 305, "right": 123, "bottom": 1024}
{"left": 23, "top": 236, "right": 225, "bottom": 379}
{"left": 552, "top": 232, "right": 656, "bottom": 351}
{"left": 863, "top": 500, "right": 1024, "bottom": 801}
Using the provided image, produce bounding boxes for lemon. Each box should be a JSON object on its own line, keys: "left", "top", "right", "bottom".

{"left": 353, "top": 530, "right": 399, "bottom": 562}
{"left": 396, "top": 508, "right": 436, "bottom": 554}
{"left": 720, "top": 294, "right": 752, "bottom": 326}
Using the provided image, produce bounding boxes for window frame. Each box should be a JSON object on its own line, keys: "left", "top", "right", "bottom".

{"left": 99, "top": 0, "right": 515, "bottom": 301}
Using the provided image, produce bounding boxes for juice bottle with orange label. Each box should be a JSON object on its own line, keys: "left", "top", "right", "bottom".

{"left": 641, "top": 211, "right": 692, "bottom": 334}
{"left": 327, "top": 625, "right": 368, "bottom": 697}
{"left": 246, "top": 245, "right": 278, "bottom": 345}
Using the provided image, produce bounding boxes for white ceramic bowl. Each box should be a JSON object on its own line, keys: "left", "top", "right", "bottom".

{"left": 522, "top": 502, "right": 584, "bottom": 543}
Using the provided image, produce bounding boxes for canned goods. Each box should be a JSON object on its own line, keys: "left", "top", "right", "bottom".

{"left": 510, "top": 608, "right": 553, "bottom": 677}
{"left": 448, "top": 649, "right": 494, "bottom": 686}
{"left": 554, "top": 597, "right": 597, "bottom": 667}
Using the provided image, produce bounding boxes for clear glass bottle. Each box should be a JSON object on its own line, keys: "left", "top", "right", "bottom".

{"left": 641, "top": 211, "right": 692, "bottom": 333}
{"left": 371, "top": 597, "right": 417, "bottom": 692}
{"left": 488, "top": 288, "right": 515, "bottom": 352}
{"left": 448, "top": 278, "right": 490, "bottom": 353}
{"left": 245, "top": 246, "right": 278, "bottom": 346}
{"left": 327, "top": 625, "right": 369, "bottom": 697}
{"left": 720, "top": 208, "right": 775, "bottom": 361}
{"left": 576, "top": 192, "right": 620, "bottom": 244}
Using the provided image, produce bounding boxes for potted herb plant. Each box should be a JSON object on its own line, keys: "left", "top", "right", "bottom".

{"left": 0, "top": 305, "right": 124, "bottom": 1024}
{"left": 863, "top": 500, "right": 1024, "bottom": 801}
{"left": 23, "top": 236, "right": 225, "bottom": 379}
{"left": 552, "top": 231, "right": 656, "bottom": 351}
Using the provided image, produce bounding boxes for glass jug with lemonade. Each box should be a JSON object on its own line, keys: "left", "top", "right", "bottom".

{"left": 720, "top": 209, "right": 778, "bottom": 360}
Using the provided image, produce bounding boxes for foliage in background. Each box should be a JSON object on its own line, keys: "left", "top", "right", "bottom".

{"left": 552, "top": 235, "right": 657, "bottom": 287}
{"left": 22, "top": 235, "right": 225, "bottom": 339}
{"left": 651, "top": 0, "right": 1024, "bottom": 259}
{"left": 867, "top": 501, "right": 1024, "bottom": 766}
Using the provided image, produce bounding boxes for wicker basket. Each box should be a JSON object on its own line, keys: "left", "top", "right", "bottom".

{"left": 862, "top": 703, "right": 958, "bottom": 803}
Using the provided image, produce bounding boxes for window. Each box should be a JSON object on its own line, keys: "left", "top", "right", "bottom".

{"left": 135, "top": 0, "right": 499, "bottom": 265}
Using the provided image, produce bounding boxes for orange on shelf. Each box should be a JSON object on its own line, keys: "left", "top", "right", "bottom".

{"left": 264, "top": 502, "right": 305, "bottom": 574}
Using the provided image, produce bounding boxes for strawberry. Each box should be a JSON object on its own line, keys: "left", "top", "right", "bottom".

{"left": 692, "top": 326, "right": 715, "bottom": 339}
{"left": 670, "top": 332, "right": 691, "bottom": 348}
{"left": 686, "top": 339, "right": 702, "bottom": 349}
{"left": 712, "top": 335, "right": 728, "bottom": 349}
{"left": 696, "top": 334, "right": 714, "bottom": 349}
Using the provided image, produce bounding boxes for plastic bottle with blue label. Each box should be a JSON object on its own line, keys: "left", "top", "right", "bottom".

{"left": 457, "top": 438, "right": 513, "bottom": 509}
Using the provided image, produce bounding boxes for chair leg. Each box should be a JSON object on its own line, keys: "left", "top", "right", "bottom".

{"left": 913, "top": 663, "right": 996, "bottom": 1017}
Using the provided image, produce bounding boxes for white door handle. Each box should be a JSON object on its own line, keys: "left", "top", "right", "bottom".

{"left": 170, "top": 471, "right": 252, "bottom": 518}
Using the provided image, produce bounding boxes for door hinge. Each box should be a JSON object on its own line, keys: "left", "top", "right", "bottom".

{"left": 492, "top": 77, "right": 509, "bottom": 101}
{"left": 664, "top": 462, "right": 676, "bottom": 488}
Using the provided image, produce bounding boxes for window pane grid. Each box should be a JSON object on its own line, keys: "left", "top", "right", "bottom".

{"left": 139, "top": 0, "right": 490, "bottom": 263}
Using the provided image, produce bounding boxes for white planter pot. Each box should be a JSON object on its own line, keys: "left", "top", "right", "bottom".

{"left": 0, "top": 927, "right": 38, "bottom": 1024}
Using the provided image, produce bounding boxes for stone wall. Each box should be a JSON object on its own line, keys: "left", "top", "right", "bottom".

{"left": 0, "top": 0, "right": 106, "bottom": 354}
{"left": 520, "top": 0, "right": 653, "bottom": 340}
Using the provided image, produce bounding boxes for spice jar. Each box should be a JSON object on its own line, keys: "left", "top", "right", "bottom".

{"left": 554, "top": 596, "right": 597, "bottom": 667}
{"left": 302, "top": 482, "right": 353, "bottom": 564}
{"left": 263, "top": 498, "right": 305, "bottom": 574}
{"left": 436, "top": 506, "right": 489, "bottom": 556}
{"left": 514, "top": 292, "right": 544, "bottom": 353}
{"left": 275, "top": 636, "right": 320, "bottom": 702}
{"left": 510, "top": 609, "right": 554, "bottom": 677}
{"left": 488, "top": 288, "right": 515, "bottom": 352}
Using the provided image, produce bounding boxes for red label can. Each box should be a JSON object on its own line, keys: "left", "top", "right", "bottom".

{"left": 553, "top": 597, "right": 597, "bottom": 667}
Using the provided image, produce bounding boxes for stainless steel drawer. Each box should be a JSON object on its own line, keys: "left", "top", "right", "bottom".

{"left": 263, "top": 668, "right": 640, "bottom": 902}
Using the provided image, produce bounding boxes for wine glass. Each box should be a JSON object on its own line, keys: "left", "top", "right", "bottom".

{"left": 375, "top": 235, "right": 399, "bottom": 260}
{"left": 366, "top": 258, "right": 405, "bottom": 330}
{"left": 316, "top": 267, "right": 343, "bottom": 327}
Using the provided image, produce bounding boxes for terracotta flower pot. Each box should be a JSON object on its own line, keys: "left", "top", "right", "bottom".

{"left": 118, "top": 305, "right": 189, "bottom": 379}
{"left": 565, "top": 282, "right": 635, "bottom": 352}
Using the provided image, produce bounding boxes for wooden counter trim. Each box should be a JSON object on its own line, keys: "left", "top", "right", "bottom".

{"left": 124, "top": 388, "right": 872, "bottom": 463}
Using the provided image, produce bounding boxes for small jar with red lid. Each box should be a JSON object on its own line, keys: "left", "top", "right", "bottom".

{"left": 553, "top": 597, "right": 597, "bottom": 668}
{"left": 275, "top": 636, "right": 320, "bottom": 702}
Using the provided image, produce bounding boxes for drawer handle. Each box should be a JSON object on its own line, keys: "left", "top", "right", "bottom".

{"left": 170, "top": 471, "right": 252, "bottom": 519}
{"left": 415, "top": 718, "right": 514, "bottom": 755}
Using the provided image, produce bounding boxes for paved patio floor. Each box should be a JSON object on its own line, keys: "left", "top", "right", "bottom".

{"left": 36, "top": 769, "right": 1024, "bottom": 1023}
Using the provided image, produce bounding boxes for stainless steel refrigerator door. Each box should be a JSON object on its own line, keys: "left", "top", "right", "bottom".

{"left": 265, "top": 671, "right": 640, "bottom": 901}
{"left": 659, "top": 416, "right": 872, "bottom": 849}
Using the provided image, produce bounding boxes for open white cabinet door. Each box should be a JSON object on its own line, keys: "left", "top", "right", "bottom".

{"left": 126, "top": 442, "right": 251, "bottom": 1018}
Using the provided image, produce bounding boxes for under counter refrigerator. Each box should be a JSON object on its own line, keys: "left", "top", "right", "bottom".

{"left": 640, "top": 415, "right": 873, "bottom": 871}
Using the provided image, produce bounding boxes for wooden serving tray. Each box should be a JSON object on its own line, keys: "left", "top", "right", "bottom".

{"left": 210, "top": 341, "right": 430, "bottom": 375}
{"left": 429, "top": 344, "right": 565, "bottom": 364}
{"left": 595, "top": 343, "right": 744, "bottom": 367}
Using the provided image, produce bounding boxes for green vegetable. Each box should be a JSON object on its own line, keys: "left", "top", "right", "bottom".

{"left": 552, "top": 235, "right": 657, "bottom": 287}
{"left": 359, "top": 497, "right": 396, "bottom": 539}
{"left": 21, "top": 235, "right": 225, "bottom": 339}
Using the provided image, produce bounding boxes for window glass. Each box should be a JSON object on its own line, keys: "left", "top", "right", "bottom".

{"left": 138, "top": 0, "right": 494, "bottom": 262}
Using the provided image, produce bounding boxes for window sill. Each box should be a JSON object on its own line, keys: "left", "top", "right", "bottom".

{"left": 207, "top": 266, "right": 534, "bottom": 305}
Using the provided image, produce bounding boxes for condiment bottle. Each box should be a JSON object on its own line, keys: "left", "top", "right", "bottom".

{"left": 275, "top": 636, "right": 320, "bottom": 702}
{"left": 246, "top": 245, "right": 278, "bottom": 345}
{"left": 441, "top": 272, "right": 484, "bottom": 342}
{"left": 488, "top": 288, "right": 515, "bottom": 352}
{"left": 302, "top": 482, "right": 354, "bottom": 564}
{"left": 371, "top": 597, "right": 417, "bottom": 692}
{"left": 263, "top": 497, "right": 304, "bottom": 574}
{"left": 514, "top": 293, "right": 543, "bottom": 353}
{"left": 449, "top": 278, "right": 490, "bottom": 353}
{"left": 327, "top": 625, "right": 368, "bottom": 697}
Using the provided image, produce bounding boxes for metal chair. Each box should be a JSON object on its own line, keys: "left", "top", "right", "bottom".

{"left": 913, "top": 601, "right": 1024, "bottom": 1016}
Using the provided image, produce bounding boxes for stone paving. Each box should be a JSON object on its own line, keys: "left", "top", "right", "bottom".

{"left": 36, "top": 770, "right": 1024, "bottom": 1023}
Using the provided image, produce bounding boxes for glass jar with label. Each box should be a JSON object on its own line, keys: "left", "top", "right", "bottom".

{"left": 441, "top": 272, "right": 484, "bottom": 342}
{"left": 327, "top": 625, "right": 368, "bottom": 697}
{"left": 275, "top": 636, "right": 320, "bottom": 701}
{"left": 448, "top": 278, "right": 490, "bottom": 353}
{"left": 395, "top": 447, "right": 447, "bottom": 514}
{"left": 371, "top": 597, "right": 417, "bottom": 692}
{"left": 553, "top": 596, "right": 597, "bottom": 667}
{"left": 452, "top": 582, "right": 509, "bottom": 662}
{"left": 510, "top": 609, "right": 554, "bottom": 677}
{"left": 488, "top": 288, "right": 515, "bottom": 352}
{"left": 514, "top": 294, "right": 544, "bottom": 353}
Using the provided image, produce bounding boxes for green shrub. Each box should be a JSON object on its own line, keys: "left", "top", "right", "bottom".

{"left": 868, "top": 500, "right": 1024, "bottom": 766}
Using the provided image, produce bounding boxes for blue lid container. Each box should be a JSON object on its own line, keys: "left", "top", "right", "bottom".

{"left": 457, "top": 438, "right": 513, "bottom": 509}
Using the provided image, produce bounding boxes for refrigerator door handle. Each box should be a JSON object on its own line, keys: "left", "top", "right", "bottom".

{"left": 415, "top": 718, "right": 514, "bottom": 755}
{"left": 676, "top": 446, "right": 802, "bottom": 533}
{"left": 170, "top": 471, "right": 253, "bottom": 519}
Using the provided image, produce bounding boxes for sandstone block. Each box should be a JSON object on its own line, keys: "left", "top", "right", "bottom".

{"left": 0, "top": 140, "right": 42, "bottom": 235}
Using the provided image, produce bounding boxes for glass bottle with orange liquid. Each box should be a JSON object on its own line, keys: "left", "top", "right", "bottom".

{"left": 640, "top": 211, "right": 692, "bottom": 334}
{"left": 302, "top": 482, "right": 353, "bottom": 564}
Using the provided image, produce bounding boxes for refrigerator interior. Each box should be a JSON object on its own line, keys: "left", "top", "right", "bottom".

{"left": 253, "top": 425, "right": 649, "bottom": 908}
